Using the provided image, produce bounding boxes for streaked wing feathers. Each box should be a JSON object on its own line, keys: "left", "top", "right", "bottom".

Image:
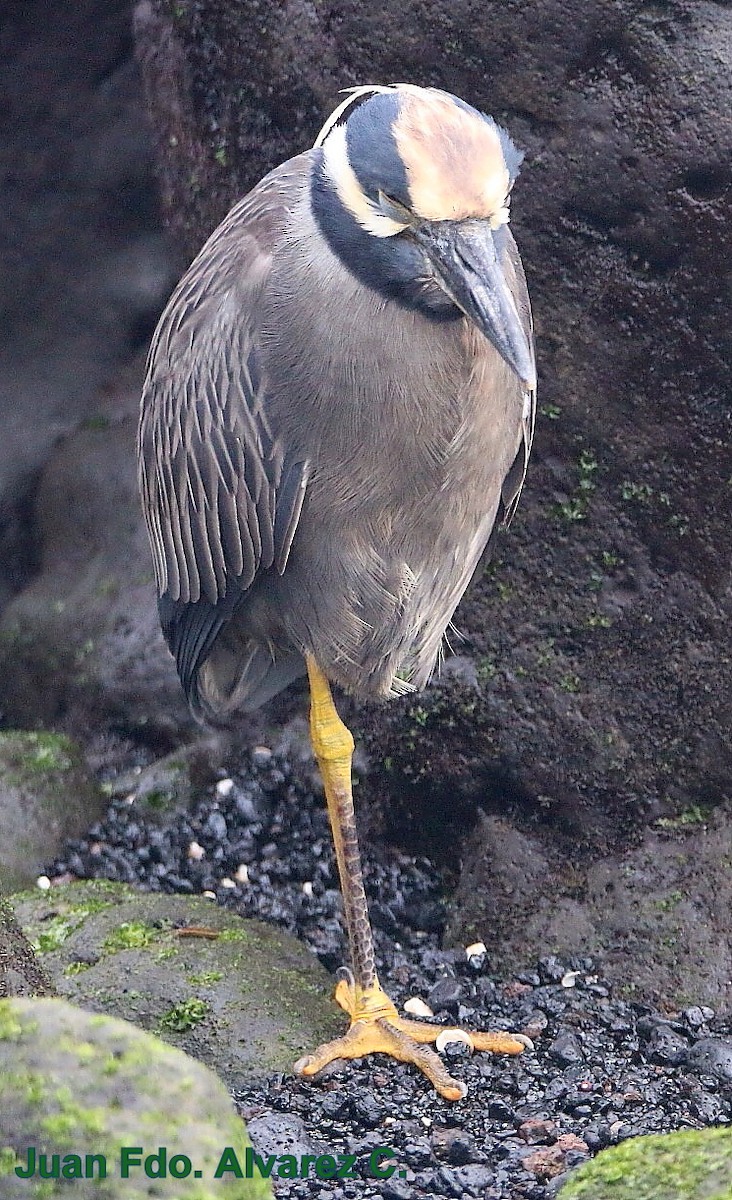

{"left": 138, "top": 162, "right": 310, "bottom": 611}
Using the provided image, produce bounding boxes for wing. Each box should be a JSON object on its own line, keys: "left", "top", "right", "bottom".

{"left": 137, "top": 156, "right": 311, "bottom": 698}
{"left": 497, "top": 226, "right": 536, "bottom": 527}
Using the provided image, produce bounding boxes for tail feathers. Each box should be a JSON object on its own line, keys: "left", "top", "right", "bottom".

{"left": 193, "top": 637, "right": 305, "bottom": 721}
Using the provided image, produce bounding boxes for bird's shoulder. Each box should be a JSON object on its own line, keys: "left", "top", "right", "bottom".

{"left": 137, "top": 152, "right": 313, "bottom": 615}
{"left": 147, "top": 152, "right": 313, "bottom": 368}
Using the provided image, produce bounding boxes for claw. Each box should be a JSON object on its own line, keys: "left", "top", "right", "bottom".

{"left": 293, "top": 976, "right": 528, "bottom": 1102}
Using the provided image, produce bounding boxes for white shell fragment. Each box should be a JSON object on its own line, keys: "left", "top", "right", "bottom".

{"left": 466, "top": 941, "right": 487, "bottom": 959}
{"left": 302, "top": 880, "right": 314, "bottom": 897}
{"left": 202, "top": 890, "right": 216, "bottom": 900}
{"left": 404, "top": 996, "right": 434, "bottom": 1018}
{"left": 220, "top": 877, "right": 236, "bottom": 889}
{"left": 436, "top": 1028, "right": 474, "bottom": 1054}
{"left": 235, "top": 864, "right": 250, "bottom": 884}
{"left": 36, "top": 875, "right": 51, "bottom": 891}
{"left": 187, "top": 840, "right": 205, "bottom": 861}
{"left": 561, "top": 970, "right": 580, "bottom": 988}
{"left": 216, "top": 778, "right": 234, "bottom": 798}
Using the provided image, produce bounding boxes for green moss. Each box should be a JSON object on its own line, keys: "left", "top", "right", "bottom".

{"left": 217, "top": 928, "right": 250, "bottom": 943}
{"left": 188, "top": 970, "right": 224, "bottom": 986}
{"left": 64, "top": 959, "right": 91, "bottom": 976}
{"left": 159, "top": 998, "right": 209, "bottom": 1033}
{"left": 0, "top": 1147, "right": 20, "bottom": 1176}
{"left": 559, "top": 1127, "right": 732, "bottom": 1199}
{"left": 25, "top": 891, "right": 114, "bottom": 955}
{"left": 41, "top": 1091, "right": 107, "bottom": 1144}
{"left": 0, "top": 999, "right": 23, "bottom": 1040}
{"left": 34, "top": 918, "right": 78, "bottom": 953}
{"left": 0, "top": 731, "right": 75, "bottom": 775}
{"left": 142, "top": 789, "right": 168, "bottom": 811}
{"left": 102, "top": 921, "right": 159, "bottom": 952}
{"left": 1, "top": 1070, "right": 46, "bottom": 1106}
{"left": 655, "top": 804, "right": 712, "bottom": 830}
{"left": 57, "top": 1036, "right": 97, "bottom": 1064}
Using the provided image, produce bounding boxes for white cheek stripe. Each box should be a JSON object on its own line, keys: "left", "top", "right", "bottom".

{"left": 321, "top": 125, "right": 408, "bottom": 239}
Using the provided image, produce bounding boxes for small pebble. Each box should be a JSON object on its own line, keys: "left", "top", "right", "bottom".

{"left": 404, "top": 996, "right": 434, "bottom": 1018}
{"left": 436, "top": 1028, "right": 473, "bottom": 1053}
{"left": 429, "top": 976, "right": 463, "bottom": 1012}
{"left": 204, "top": 810, "right": 228, "bottom": 841}
{"left": 687, "top": 1038, "right": 732, "bottom": 1087}
{"left": 548, "top": 1030, "right": 584, "bottom": 1065}
{"left": 519, "top": 1119, "right": 558, "bottom": 1145}
{"left": 43, "top": 746, "right": 732, "bottom": 1200}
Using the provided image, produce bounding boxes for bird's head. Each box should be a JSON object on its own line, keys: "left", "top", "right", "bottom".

{"left": 311, "top": 84, "right": 535, "bottom": 390}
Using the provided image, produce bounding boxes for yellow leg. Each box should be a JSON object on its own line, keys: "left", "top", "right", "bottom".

{"left": 293, "top": 656, "right": 529, "bottom": 1102}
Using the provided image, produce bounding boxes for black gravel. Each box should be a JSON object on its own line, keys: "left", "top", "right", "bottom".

{"left": 50, "top": 747, "right": 732, "bottom": 1198}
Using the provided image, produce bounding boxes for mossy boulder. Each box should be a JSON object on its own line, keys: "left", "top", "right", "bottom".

{"left": 0, "top": 996, "right": 271, "bottom": 1198}
{"left": 10, "top": 881, "right": 341, "bottom": 1087}
{"left": 559, "top": 1126, "right": 732, "bottom": 1200}
{"left": 0, "top": 732, "right": 106, "bottom": 891}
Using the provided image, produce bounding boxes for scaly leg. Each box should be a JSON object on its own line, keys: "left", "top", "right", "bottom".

{"left": 293, "top": 657, "right": 528, "bottom": 1101}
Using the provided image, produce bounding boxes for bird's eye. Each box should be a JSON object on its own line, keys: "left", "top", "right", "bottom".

{"left": 377, "top": 191, "right": 413, "bottom": 225}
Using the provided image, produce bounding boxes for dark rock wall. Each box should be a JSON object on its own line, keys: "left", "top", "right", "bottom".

{"left": 0, "top": 0, "right": 726, "bottom": 1009}
{"left": 132, "top": 2, "right": 732, "bottom": 997}
{"left": 134, "top": 0, "right": 731, "bottom": 839}
{"left": 0, "top": 0, "right": 179, "bottom": 610}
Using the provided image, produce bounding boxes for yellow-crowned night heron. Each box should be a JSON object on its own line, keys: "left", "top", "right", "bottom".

{"left": 138, "top": 84, "right": 536, "bottom": 1100}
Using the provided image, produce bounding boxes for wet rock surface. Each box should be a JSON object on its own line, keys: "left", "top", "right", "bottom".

{"left": 558, "top": 1126, "right": 732, "bottom": 1200}
{"left": 0, "top": 0, "right": 178, "bottom": 613}
{"left": 0, "top": 732, "right": 106, "bottom": 891}
{"left": 445, "top": 805, "right": 732, "bottom": 1016}
{"left": 10, "top": 880, "right": 340, "bottom": 1087}
{"left": 0, "top": 996, "right": 272, "bottom": 1199}
{"left": 0, "top": 379, "right": 194, "bottom": 743}
{"left": 43, "top": 747, "right": 732, "bottom": 1200}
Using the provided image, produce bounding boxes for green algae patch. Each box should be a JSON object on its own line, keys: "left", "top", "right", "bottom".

{"left": 188, "top": 970, "right": 224, "bottom": 986}
{"left": 0, "top": 999, "right": 24, "bottom": 1041}
{"left": 0, "top": 997, "right": 272, "bottom": 1198}
{"left": 11, "top": 882, "right": 341, "bottom": 1088}
{"left": 159, "top": 998, "right": 209, "bottom": 1033}
{"left": 64, "top": 961, "right": 92, "bottom": 977}
{"left": 102, "top": 921, "right": 159, "bottom": 953}
{"left": 0, "top": 1146, "right": 20, "bottom": 1175}
{"left": 2, "top": 731, "right": 74, "bottom": 777}
{"left": 559, "top": 1126, "right": 732, "bottom": 1200}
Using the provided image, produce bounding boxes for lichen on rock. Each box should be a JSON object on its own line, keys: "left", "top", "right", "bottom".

{"left": 0, "top": 996, "right": 272, "bottom": 1198}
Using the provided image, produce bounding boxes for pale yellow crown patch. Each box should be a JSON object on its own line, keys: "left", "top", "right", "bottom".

{"left": 393, "top": 91, "right": 511, "bottom": 227}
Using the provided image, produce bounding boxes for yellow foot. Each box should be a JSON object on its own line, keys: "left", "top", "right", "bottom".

{"left": 293, "top": 975, "right": 529, "bottom": 1102}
